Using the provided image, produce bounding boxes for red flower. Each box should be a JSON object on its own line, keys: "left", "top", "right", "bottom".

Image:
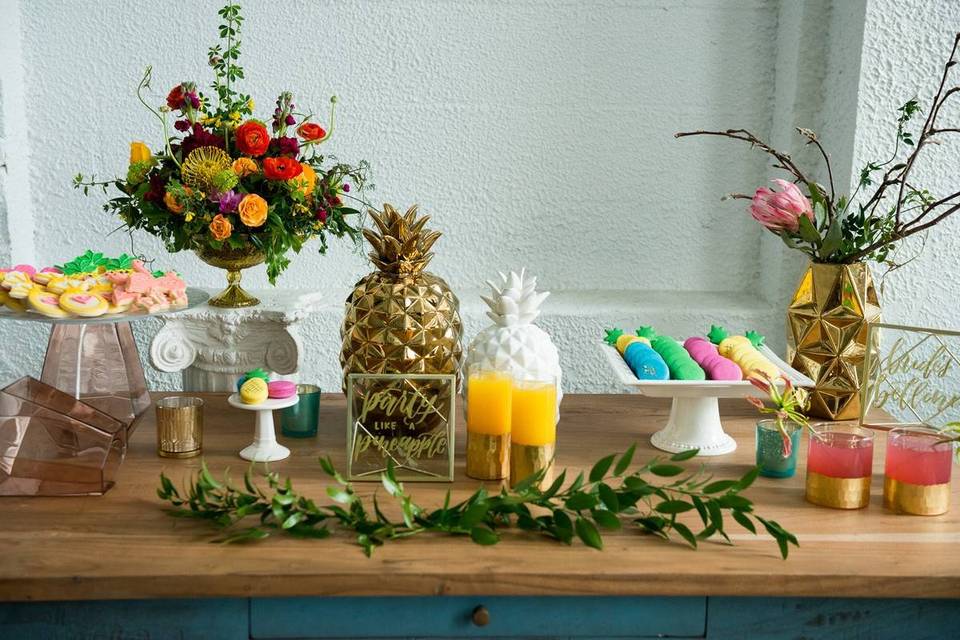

{"left": 297, "top": 122, "right": 326, "bottom": 141}
{"left": 235, "top": 121, "right": 271, "bottom": 156}
{"left": 166, "top": 85, "right": 185, "bottom": 110}
{"left": 263, "top": 157, "right": 303, "bottom": 181}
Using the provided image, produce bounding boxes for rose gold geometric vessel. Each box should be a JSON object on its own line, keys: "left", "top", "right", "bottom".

{"left": 0, "top": 377, "right": 124, "bottom": 496}
{"left": 40, "top": 321, "right": 151, "bottom": 434}
{"left": 787, "top": 262, "right": 881, "bottom": 420}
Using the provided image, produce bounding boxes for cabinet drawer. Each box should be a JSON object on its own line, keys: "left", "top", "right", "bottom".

{"left": 251, "top": 595, "right": 706, "bottom": 638}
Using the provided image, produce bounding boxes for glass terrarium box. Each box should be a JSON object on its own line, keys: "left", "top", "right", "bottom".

{"left": 346, "top": 373, "right": 456, "bottom": 482}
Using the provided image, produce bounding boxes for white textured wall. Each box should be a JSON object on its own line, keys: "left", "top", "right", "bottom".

{"left": 1, "top": 0, "right": 956, "bottom": 396}
{"left": 852, "top": 0, "right": 960, "bottom": 330}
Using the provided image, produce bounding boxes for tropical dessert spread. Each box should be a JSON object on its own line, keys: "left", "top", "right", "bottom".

{"left": 0, "top": 251, "right": 188, "bottom": 319}
{"left": 604, "top": 325, "right": 780, "bottom": 382}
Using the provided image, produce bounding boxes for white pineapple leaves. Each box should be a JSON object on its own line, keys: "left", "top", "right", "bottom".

{"left": 482, "top": 268, "right": 550, "bottom": 327}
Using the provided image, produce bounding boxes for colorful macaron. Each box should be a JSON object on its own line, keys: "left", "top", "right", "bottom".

{"left": 240, "top": 377, "right": 269, "bottom": 405}
{"left": 267, "top": 380, "right": 297, "bottom": 399}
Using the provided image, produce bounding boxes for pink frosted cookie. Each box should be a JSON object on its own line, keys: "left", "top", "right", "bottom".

{"left": 59, "top": 292, "right": 108, "bottom": 317}
{"left": 267, "top": 380, "right": 297, "bottom": 399}
{"left": 683, "top": 337, "right": 743, "bottom": 381}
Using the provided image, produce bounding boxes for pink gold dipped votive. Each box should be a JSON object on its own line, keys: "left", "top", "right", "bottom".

{"left": 155, "top": 396, "right": 204, "bottom": 458}
{"left": 805, "top": 424, "right": 874, "bottom": 509}
{"left": 884, "top": 425, "right": 953, "bottom": 516}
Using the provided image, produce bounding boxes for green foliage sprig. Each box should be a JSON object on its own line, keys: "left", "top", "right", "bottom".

{"left": 157, "top": 447, "right": 799, "bottom": 559}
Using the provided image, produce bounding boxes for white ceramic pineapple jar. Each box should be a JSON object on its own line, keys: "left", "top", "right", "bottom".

{"left": 464, "top": 269, "right": 563, "bottom": 422}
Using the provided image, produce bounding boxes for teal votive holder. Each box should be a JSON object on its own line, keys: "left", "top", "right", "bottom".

{"left": 280, "top": 384, "right": 320, "bottom": 438}
{"left": 755, "top": 419, "right": 801, "bottom": 478}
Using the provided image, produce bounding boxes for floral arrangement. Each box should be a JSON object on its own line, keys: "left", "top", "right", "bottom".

{"left": 75, "top": 3, "right": 370, "bottom": 283}
{"left": 746, "top": 374, "right": 812, "bottom": 458}
{"left": 676, "top": 32, "right": 960, "bottom": 267}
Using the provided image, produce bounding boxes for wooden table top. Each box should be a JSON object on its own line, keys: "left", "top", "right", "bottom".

{"left": 1, "top": 393, "right": 958, "bottom": 602}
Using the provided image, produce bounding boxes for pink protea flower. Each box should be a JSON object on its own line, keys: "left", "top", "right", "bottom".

{"left": 749, "top": 179, "right": 814, "bottom": 232}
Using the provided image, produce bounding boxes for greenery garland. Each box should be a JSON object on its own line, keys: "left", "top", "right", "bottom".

{"left": 158, "top": 446, "right": 799, "bottom": 559}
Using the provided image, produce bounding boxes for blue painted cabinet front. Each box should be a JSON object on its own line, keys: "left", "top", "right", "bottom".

{"left": 0, "top": 596, "right": 957, "bottom": 639}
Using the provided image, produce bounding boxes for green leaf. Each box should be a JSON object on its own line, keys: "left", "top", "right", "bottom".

{"left": 381, "top": 470, "right": 402, "bottom": 497}
{"left": 282, "top": 512, "right": 306, "bottom": 529}
{"left": 318, "top": 456, "right": 336, "bottom": 477}
{"left": 459, "top": 501, "right": 490, "bottom": 530}
{"left": 819, "top": 216, "right": 843, "bottom": 258}
{"left": 613, "top": 443, "right": 636, "bottom": 476}
{"left": 553, "top": 509, "right": 574, "bottom": 543}
{"left": 649, "top": 464, "right": 684, "bottom": 477}
{"left": 672, "top": 521, "right": 697, "bottom": 549}
{"left": 564, "top": 492, "right": 599, "bottom": 511}
{"left": 735, "top": 467, "right": 761, "bottom": 492}
{"left": 655, "top": 500, "right": 695, "bottom": 514}
{"left": 326, "top": 487, "right": 353, "bottom": 504}
{"left": 732, "top": 510, "right": 756, "bottom": 534}
{"left": 716, "top": 494, "right": 753, "bottom": 511}
{"left": 797, "top": 215, "right": 822, "bottom": 246}
{"left": 470, "top": 526, "right": 500, "bottom": 545}
{"left": 598, "top": 483, "right": 619, "bottom": 512}
{"left": 702, "top": 480, "right": 737, "bottom": 494}
{"left": 591, "top": 509, "right": 621, "bottom": 530}
{"left": 575, "top": 517, "right": 603, "bottom": 550}
{"left": 669, "top": 448, "right": 699, "bottom": 462}
{"left": 511, "top": 468, "right": 545, "bottom": 493}
{"left": 691, "top": 496, "right": 709, "bottom": 525}
{"left": 541, "top": 470, "right": 567, "bottom": 499}
{"left": 589, "top": 454, "right": 616, "bottom": 482}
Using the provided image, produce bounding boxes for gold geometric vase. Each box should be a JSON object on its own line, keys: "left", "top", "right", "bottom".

{"left": 787, "top": 262, "right": 881, "bottom": 420}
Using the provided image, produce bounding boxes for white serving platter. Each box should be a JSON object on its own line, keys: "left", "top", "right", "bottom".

{"left": 601, "top": 341, "right": 815, "bottom": 456}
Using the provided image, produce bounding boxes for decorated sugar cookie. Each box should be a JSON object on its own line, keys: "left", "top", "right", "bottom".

{"left": 0, "top": 289, "right": 26, "bottom": 313}
{"left": 27, "top": 289, "right": 69, "bottom": 318}
{"left": 59, "top": 292, "right": 108, "bottom": 317}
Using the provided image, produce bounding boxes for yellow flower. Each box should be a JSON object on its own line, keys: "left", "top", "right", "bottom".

{"left": 182, "top": 146, "right": 232, "bottom": 192}
{"left": 238, "top": 193, "right": 268, "bottom": 227}
{"left": 229, "top": 111, "right": 241, "bottom": 121}
{"left": 289, "top": 163, "right": 317, "bottom": 198}
{"left": 129, "top": 141, "right": 151, "bottom": 165}
{"left": 246, "top": 98, "right": 255, "bottom": 112}
{"left": 184, "top": 212, "right": 195, "bottom": 222}
{"left": 232, "top": 157, "right": 258, "bottom": 178}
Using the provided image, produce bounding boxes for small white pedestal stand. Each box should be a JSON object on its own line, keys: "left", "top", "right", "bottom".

{"left": 602, "top": 343, "right": 814, "bottom": 456}
{"left": 227, "top": 393, "right": 298, "bottom": 462}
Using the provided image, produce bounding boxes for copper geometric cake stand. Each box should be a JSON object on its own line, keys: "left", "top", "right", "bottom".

{"left": 0, "top": 288, "right": 208, "bottom": 496}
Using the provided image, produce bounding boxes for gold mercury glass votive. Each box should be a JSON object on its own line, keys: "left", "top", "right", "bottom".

{"left": 155, "top": 396, "right": 204, "bottom": 458}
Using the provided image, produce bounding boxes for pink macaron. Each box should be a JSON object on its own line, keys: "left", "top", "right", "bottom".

{"left": 267, "top": 380, "right": 297, "bottom": 399}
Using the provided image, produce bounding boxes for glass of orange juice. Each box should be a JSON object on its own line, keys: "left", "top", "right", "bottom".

{"left": 510, "top": 375, "right": 558, "bottom": 489}
{"left": 466, "top": 366, "right": 513, "bottom": 480}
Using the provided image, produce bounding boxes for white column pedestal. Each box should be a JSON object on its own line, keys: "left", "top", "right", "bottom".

{"left": 149, "top": 289, "right": 328, "bottom": 392}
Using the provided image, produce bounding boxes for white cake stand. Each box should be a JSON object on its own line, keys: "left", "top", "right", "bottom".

{"left": 602, "top": 343, "right": 815, "bottom": 456}
{"left": 227, "top": 393, "right": 298, "bottom": 462}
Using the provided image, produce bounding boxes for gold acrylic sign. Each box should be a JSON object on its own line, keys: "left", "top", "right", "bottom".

{"left": 861, "top": 322, "right": 960, "bottom": 428}
{"left": 346, "top": 373, "right": 456, "bottom": 482}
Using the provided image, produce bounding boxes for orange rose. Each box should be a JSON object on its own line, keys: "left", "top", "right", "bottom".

{"left": 163, "top": 186, "right": 193, "bottom": 214}
{"left": 238, "top": 193, "right": 268, "bottom": 227}
{"left": 289, "top": 163, "right": 317, "bottom": 197}
{"left": 232, "top": 157, "right": 258, "bottom": 177}
{"left": 209, "top": 214, "right": 233, "bottom": 241}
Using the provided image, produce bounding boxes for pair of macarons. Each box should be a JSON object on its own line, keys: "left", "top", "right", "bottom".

{"left": 236, "top": 368, "right": 297, "bottom": 405}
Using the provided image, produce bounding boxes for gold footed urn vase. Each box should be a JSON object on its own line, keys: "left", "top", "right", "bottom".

{"left": 195, "top": 242, "right": 265, "bottom": 308}
{"left": 787, "top": 262, "right": 881, "bottom": 420}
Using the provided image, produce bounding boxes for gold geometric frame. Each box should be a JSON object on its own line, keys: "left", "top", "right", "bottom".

{"left": 346, "top": 373, "right": 456, "bottom": 482}
{"left": 860, "top": 322, "right": 960, "bottom": 429}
